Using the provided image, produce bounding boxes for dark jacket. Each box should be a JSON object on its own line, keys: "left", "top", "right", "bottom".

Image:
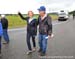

{"left": 1, "top": 18, "right": 8, "bottom": 29}
{"left": 37, "top": 15, "right": 52, "bottom": 35}
{"left": 18, "top": 13, "right": 37, "bottom": 35}
{"left": 0, "top": 21, "right": 3, "bottom": 36}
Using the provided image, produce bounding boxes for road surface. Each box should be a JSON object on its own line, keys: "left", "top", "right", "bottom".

{"left": 0, "top": 19, "right": 75, "bottom": 59}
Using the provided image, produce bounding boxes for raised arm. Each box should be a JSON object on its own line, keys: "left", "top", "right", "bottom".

{"left": 18, "top": 12, "right": 28, "bottom": 20}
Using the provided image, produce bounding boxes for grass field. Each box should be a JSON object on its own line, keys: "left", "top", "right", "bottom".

{"left": 5, "top": 14, "right": 58, "bottom": 28}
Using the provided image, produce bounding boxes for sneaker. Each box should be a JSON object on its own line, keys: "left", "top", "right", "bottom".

{"left": 40, "top": 52, "right": 46, "bottom": 56}
{"left": 38, "top": 49, "right": 42, "bottom": 53}
{"left": 3, "top": 41, "right": 9, "bottom": 44}
{"left": 32, "top": 47, "right": 36, "bottom": 52}
{"left": 26, "top": 50, "right": 32, "bottom": 55}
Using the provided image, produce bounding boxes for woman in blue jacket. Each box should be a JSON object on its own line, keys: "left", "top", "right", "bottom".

{"left": 18, "top": 11, "right": 37, "bottom": 55}
{"left": 0, "top": 21, "right": 3, "bottom": 56}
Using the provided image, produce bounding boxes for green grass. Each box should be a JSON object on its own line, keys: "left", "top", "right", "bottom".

{"left": 6, "top": 15, "right": 27, "bottom": 28}
{"left": 5, "top": 14, "right": 58, "bottom": 28}
{"left": 49, "top": 14, "right": 58, "bottom": 20}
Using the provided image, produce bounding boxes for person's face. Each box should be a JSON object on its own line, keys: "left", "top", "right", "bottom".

{"left": 39, "top": 11, "right": 45, "bottom": 17}
{"left": 28, "top": 11, "right": 34, "bottom": 18}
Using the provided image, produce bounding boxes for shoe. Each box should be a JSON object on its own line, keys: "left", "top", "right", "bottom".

{"left": 38, "top": 49, "right": 42, "bottom": 53}
{"left": 3, "top": 41, "right": 9, "bottom": 44}
{"left": 32, "top": 47, "right": 36, "bottom": 52}
{"left": 0, "top": 53, "right": 2, "bottom": 57}
{"left": 26, "top": 50, "right": 32, "bottom": 55}
{"left": 40, "top": 52, "right": 46, "bottom": 56}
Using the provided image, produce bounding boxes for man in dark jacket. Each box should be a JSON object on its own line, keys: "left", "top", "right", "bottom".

{"left": 1, "top": 15, "right": 9, "bottom": 44}
{"left": 37, "top": 6, "right": 52, "bottom": 56}
{"left": 18, "top": 11, "right": 37, "bottom": 55}
{"left": 0, "top": 21, "right": 3, "bottom": 56}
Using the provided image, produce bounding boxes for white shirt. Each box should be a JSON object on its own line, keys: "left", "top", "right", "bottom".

{"left": 29, "top": 18, "right": 33, "bottom": 23}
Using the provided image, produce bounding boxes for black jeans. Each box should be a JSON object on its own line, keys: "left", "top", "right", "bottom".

{"left": 27, "top": 33, "right": 36, "bottom": 50}
{"left": 0, "top": 36, "right": 1, "bottom": 53}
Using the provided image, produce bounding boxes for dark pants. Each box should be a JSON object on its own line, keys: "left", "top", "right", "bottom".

{"left": 27, "top": 33, "right": 36, "bottom": 50}
{"left": 39, "top": 34, "right": 48, "bottom": 53}
{"left": 0, "top": 36, "right": 1, "bottom": 53}
{"left": 73, "top": 16, "right": 75, "bottom": 20}
{"left": 3, "top": 29, "right": 9, "bottom": 42}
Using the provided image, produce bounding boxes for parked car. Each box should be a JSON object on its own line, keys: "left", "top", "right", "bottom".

{"left": 58, "top": 11, "right": 69, "bottom": 21}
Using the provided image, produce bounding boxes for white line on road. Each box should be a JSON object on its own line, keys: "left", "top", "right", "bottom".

{"left": 8, "top": 28, "right": 26, "bottom": 31}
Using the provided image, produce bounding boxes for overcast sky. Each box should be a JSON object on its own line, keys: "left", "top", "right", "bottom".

{"left": 0, "top": 0, "right": 75, "bottom": 14}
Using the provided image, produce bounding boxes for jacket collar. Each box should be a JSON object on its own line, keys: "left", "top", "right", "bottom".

{"left": 41, "top": 14, "right": 47, "bottom": 20}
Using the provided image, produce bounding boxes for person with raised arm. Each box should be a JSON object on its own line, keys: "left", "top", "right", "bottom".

{"left": 18, "top": 11, "right": 37, "bottom": 55}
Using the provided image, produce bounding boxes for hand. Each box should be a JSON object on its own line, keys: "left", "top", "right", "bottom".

{"left": 48, "top": 34, "right": 54, "bottom": 39}
{"left": 48, "top": 35, "right": 51, "bottom": 39}
{"left": 51, "top": 34, "right": 54, "bottom": 38}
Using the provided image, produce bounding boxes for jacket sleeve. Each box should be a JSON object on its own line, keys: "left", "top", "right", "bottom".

{"left": 34, "top": 19, "right": 38, "bottom": 27}
{"left": 36, "top": 17, "right": 40, "bottom": 25}
{"left": 18, "top": 12, "right": 28, "bottom": 20}
{"left": 34, "top": 19, "right": 37, "bottom": 35}
{"left": 5, "top": 19, "right": 8, "bottom": 29}
{"left": 47, "top": 16, "right": 52, "bottom": 35}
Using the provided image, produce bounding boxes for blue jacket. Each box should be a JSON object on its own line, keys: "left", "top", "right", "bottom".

{"left": 0, "top": 22, "right": 3, "bottom": 36}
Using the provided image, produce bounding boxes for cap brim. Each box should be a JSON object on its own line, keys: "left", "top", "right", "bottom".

{"left": 38, "top": 8, "right": 42, "bottom": 11}
{"left": 38, "top": 9, "right": 46, "bottom": 11}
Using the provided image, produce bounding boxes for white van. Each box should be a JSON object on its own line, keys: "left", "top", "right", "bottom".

{"left": 58, "top": 11, "right": 69, "bottom": 21}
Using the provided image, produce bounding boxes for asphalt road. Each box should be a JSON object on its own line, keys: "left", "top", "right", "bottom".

{"left": 0, "top": 18, "right": 75, "bottom": 59}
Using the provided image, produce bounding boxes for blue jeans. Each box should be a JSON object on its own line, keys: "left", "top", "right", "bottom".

{"left": 0, "top": 36, "right": 1, "bottom": 51}
{"left": 3, "top": 29, "right": 9, "bottom": 42}
{"left": 39, "top": 34, "right": 48, "bottom": 53}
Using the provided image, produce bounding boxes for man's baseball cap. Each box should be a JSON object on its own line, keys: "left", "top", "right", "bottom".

{"left": 38, "top": 6, "right": 46, "bottom": 11}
